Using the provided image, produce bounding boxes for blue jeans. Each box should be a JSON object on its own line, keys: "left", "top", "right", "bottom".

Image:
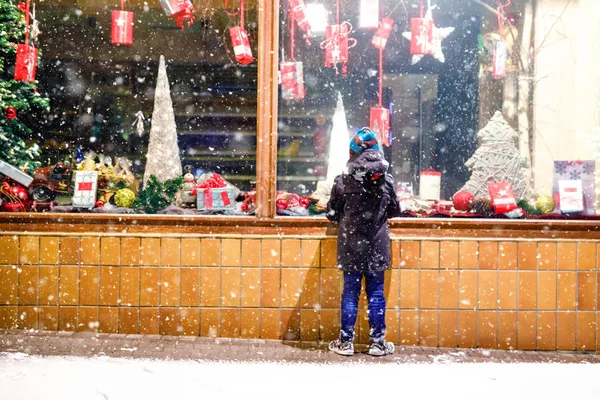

{"left": 339, "top": 270, "right": 386, "bottom": 343}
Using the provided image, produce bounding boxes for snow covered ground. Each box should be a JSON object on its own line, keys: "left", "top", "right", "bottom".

{"left": 1, "top": 352, "right": 599, "bottom": 400}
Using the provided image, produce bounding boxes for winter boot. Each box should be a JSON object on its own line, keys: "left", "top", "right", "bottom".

{"left": 368, "top": 339, "right": 395, "bottom": 356}
{"left": 328, "top": 339, "right": 354, "bottom": 356}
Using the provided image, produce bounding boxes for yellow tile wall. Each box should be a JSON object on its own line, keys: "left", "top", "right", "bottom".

{"left": 0, "top": 234, "right": 599, "bottom": 351}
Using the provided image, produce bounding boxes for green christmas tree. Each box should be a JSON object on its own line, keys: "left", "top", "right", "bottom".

{"left": 0, "top": 0, "right": 49, "bottom": 174}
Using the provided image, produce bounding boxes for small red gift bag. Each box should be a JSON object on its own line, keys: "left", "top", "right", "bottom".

{"left": 112, "top": 1, "right": 134, "bottom": 46}
{"left": 371, "top": 17, "right": 394, "bottom": 50}
{"left": 409, "top": 17, "right": 433, "bottom": 55}
{"left": 488, "top": 181, "right": 517, "bottom": 214}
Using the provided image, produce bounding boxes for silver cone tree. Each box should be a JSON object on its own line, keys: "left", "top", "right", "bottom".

{"left": 460, "top": 111, "right": 529, "bottom": 199}
{"left": 143, "top": 55, "right": 182, "bottom": 186}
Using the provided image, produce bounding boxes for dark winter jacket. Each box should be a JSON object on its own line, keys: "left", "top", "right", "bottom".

{"left": 326, "top": 149, "right": 401, "bottom": 274}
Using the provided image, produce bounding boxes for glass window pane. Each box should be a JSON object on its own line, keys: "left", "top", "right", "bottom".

{"left": 1, "top": 2, "right": 258, "bottom": 213}
{"left": 277, "top": 0, "right": 598, "bottom": 218}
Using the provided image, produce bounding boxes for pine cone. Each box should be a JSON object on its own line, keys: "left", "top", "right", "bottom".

{"left": 470, "top": 198, "right": 493, "bottom": 214}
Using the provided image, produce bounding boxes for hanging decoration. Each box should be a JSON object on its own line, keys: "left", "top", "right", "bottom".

{"left": 281, "top": 6, "right": 306, "bottom": 101}
{"left": 369, "top": 43, "right": 390, "bottom": 146}
{"left": 4, "top": 106, "right": 17, "bottom": 120}
{"left": 492, "top": 1, "right": 511, "bottom": 79}
{"left": 288, "top": 0, "right": 311, "bottom": 34}
{"left": 133, "top": 111, "right": 145, "bottom": 137}
{"left": 371, "top": 17, "right": 393, "bottom": 50}
{"left": 112, "top": 0, "right": 134, "bottom": 46}
{"left": 359, "top": 0, "right": 379, "bottom": 29}
{"left": 320, "top": 0, "right": 356, "bottom": 76}
{"left": 159, "top": 0, "right": 195, "bottom": 30}
{"left": 227, "top": 0, "right": 254, "bottom": 65}
{"left": 14, "top": 0, "right": 38, "bottom": 83}
{"left": 401, "top": 2, "right": 454, "bottom": 64}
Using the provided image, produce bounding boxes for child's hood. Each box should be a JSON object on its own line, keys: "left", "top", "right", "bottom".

{"left": 346, "top": 149, "right": 389, "bottom": 181}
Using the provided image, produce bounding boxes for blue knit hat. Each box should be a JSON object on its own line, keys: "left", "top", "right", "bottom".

{"left": 349, "top": 127, "right": 380, "bottom": 155}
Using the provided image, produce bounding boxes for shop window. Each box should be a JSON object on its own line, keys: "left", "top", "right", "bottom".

{"left": 1, "top": 1, "right": 258, "bottom": 214}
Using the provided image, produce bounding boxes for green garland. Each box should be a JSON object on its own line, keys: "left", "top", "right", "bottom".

{"left": 517, "top": 199, "right": 542, "bottom": 215}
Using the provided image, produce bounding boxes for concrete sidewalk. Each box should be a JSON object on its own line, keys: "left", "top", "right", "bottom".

{"left": 1, "top": 329, "right": 599, "bottom": 364}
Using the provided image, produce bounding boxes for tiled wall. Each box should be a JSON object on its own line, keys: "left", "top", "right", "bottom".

{"left": 0, "top": 234, "right": 598, "bottom": 350}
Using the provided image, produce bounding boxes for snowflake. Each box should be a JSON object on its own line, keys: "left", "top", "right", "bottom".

{"left": 583, "top": 163, "right": 594, "bottom": 175}
{"left": 555, "top": 163, "right": 567, "bottom": 175}
{"left": 569, "top": 171, "right": 581, "bottom": 180}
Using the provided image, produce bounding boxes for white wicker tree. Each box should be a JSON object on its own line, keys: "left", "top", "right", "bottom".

{"left": 143, "top": 55, "right": 182, "bottom": 186}
{"left": 460, "top": 111, "right": 529, "bottom": 199}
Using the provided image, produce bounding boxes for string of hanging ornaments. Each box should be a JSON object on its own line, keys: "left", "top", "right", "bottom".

{"left": 14, "top": 0, "right": 38, "bottom": 83}
{"left": 226, "top": 0, "right": 255, "bottom": 65}
{"left": 401, "top": 0, "right": 454, "bottom": 63}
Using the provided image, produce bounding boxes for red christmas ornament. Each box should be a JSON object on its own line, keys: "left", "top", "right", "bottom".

{"left": 159, "top": 0, "right": 195, "bottom": 30}
{"left": 452, "top": 190, "right": 474, "bottom": 211}
{"left": 4, "top": 106, "right": 17, "bottom": 120}
{"left": 9, "top": 185, "right": 29, "bottom": 202}
{"left": 17, "top": 3, "right": 27, "bottom": 11}
{"left": 371, "top": 17, "right": 393, "bottom": 50}
{"left": 112, "top": 1, "right": 134, "bottom": 46}
{"left": 276, "top": 198, "right": 288, "bottom": 210}
{"left": 95, "top": 200, "right": 105, "bottom": 208}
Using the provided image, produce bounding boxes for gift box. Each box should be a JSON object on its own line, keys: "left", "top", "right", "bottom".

{"left": 230, "top": 26, "right": 254, "bottom": 65}
{"left": 159, "top": 0, "right": 195, "bottom": 29}
{"left": 492, "top": 40, "right": 507, "bottom": 79}
{"left": 558, "top": 180, "right": 584, "bottom": 213}
{"left": 324, "top": 24, "right": 349, "bottom": 66}
{"left": 409, "top": 17, "right": 433, "bottom": 55}
{"left": 553, "top": 160, "right": 595, "bottom": 214}
{"left": 14, "top": 44, "right": 38, "bottom": 83}
{"left": 371, "top": 17, "right": 394, "bottom": 50}
{"left": 280, "top": 61, "right": 306, "bottom": 101}
{"left": 197, "top": 187, "right": 236, "bottom": 210}
{"left": 72, "top": 171, "right": 98, "bottom": 209}
{"left": 370, "top": 106, "right": 390, "bottom": 146}
{"left": 112, "top": 10, "right": 134, "bottom": 46}
{"left": 288, "top": 0, "right": 310, "bottom": 33}
{"left": 488, "top": 181, "right": 517, "bottom": 214}
{"left": 419, "top": 168, "right": 441, "bottom": 200}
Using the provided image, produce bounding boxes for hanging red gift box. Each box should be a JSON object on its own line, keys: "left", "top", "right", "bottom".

{"left": 409, "top": 17, "right": 433, "bottom": 55}
{"left": 14, "top": 44, "right": 38, "bottom": 83}
{"left": 370, "top": 106, "right": 390, "bottom": 146}
{"left": 323, "top": 24, "right": 349, "bottom": 67}
{"left": 14, "top": 0, "right": 37, "bottom": 83}
{"left": 159, "top": 0, "right": 195, "bottom": 29}
{"left": 111, "top": 1, "right": 134, "bottom": 46}
{"left": 488, "top": 181, "right": 518, "bottom": 214}
{"left": 371, "top": 17, "right": 393, "bottom": 50}
{"left": 280, "top": 61, "right": 306, "bottom": 101}
{"left": 492, "top": 40, "right": 507, "bottom": 79}
{"left": 359, "top": 0, "right": 379, "bottom": 29}
{"left": 288, "top": 0, "right": 311, "bottom": 33}
{"left": 230, "top": 26, "right": 254, "bottom": 65}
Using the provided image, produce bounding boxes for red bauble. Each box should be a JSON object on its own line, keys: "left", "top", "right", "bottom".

{"left": 95, "top": 200, "right": 105, "bottom": 208}
{"left": 4, "top": 106, "right": 17, "bottom": 120}
{"left": 9, "top": 184, "right": 28, "bottom": 202}
{"left": 276, "top": 199, "right": 288, "bottom": 210}
{"left": 452, "top": 190, "right": 474, "bottom": 211}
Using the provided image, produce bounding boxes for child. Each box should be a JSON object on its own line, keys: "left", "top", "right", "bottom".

{"left": 326, "top": 127, "right": 400, "bottom": 356}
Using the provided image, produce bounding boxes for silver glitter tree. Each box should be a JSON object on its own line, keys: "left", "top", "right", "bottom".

{"left": 143, "top": 55, "right": 182, "bottom": 186}
{"left": 460, "top": 111, "right": 529, "bottom": 199}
